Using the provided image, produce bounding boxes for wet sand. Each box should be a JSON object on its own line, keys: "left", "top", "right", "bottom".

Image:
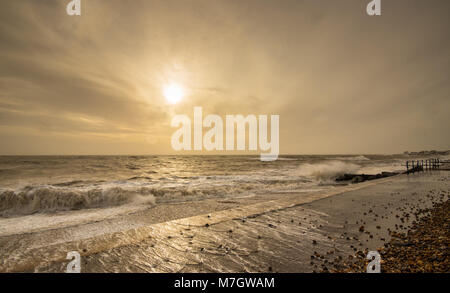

{"left": 0, "top": 170, "right": 448, "bottom": 273}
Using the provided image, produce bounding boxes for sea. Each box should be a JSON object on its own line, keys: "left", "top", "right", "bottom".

{"left": 0, "top": 154, "right": 410, "bottom": 218}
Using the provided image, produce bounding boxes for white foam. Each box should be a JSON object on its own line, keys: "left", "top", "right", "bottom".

{"left": 296, "top": 161, "right": 360, "bottom": 181}
{"left": 0, "top": 186, "right": 155, "bottom": 217}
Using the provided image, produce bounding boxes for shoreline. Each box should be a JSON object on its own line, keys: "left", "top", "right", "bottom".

{"left": 0, "top": 175, "right": 398, "bottom": 272}
{"left": 0, "top": 170, "right": 448, "bottom": 272}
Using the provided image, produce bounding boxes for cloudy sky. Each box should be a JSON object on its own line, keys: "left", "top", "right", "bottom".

{"left": 0, "top": 0, "right": 449, "bottom": 155}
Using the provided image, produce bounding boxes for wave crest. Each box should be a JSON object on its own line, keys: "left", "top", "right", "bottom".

{"left": 0, "top": 187, "right": 155, "bottom": 217}
{"left": 296, "top": 161, "right": 360, "bottom": 181}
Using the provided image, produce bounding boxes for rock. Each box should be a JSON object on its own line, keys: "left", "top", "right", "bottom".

{"left": 335, "top": 171, "right": 399, "bottom": 183}
{"left": 352, "top": 176, "right": 364, "bottom": 183}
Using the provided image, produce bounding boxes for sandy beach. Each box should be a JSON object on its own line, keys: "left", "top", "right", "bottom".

{"left": 0, "top": 168, "right": 448, "bottom": 273}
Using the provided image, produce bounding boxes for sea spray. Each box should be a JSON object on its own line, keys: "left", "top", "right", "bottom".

{"left": 296, "top": 161, "right": 360, "bottom": 181}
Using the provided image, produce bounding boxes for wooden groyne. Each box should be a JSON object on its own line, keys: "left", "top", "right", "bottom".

{"left": 405, "top": 158, "right": 441, "bottom": 174}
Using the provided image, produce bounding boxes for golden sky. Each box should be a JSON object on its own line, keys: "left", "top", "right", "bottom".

{"left": 0, "top": 0, "right": 449, "bottom": 155}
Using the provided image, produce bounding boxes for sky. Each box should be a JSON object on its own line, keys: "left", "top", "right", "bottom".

{"left": 0, "top": 0, "right": 449, "bottom": 155}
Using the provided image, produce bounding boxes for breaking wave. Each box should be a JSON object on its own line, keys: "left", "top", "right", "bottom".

{"left": 296, "top": 160, "right": 403, "bottom": 181}
{"left": 296, "top": 161, "right": 360, "bottom": 181}
{"left": 0, "top": 187, "right": 155, "bottom": 217}
{"left": 0, "top": 175, "right": 316, "bottom": 217}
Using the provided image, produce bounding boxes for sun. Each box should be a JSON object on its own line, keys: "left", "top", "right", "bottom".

{"left": 163, "top": 83, "right": 184, "bottom": 104}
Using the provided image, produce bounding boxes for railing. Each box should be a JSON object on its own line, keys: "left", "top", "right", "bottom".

{"left": 405, "top": 158, "right": 440, "bottom": 174}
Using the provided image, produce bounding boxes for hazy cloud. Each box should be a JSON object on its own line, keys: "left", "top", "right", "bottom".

{"left": 0, "top": 0, "right": 449, "bottom": 154}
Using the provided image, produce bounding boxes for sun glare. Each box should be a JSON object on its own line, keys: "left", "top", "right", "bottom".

{"left": 163, "top": 83, "right": 184, "bottom": 104}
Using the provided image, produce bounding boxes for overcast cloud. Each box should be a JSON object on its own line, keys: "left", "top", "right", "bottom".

{"left": 0, "top": 0, "right": 449, "bottom": 155}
